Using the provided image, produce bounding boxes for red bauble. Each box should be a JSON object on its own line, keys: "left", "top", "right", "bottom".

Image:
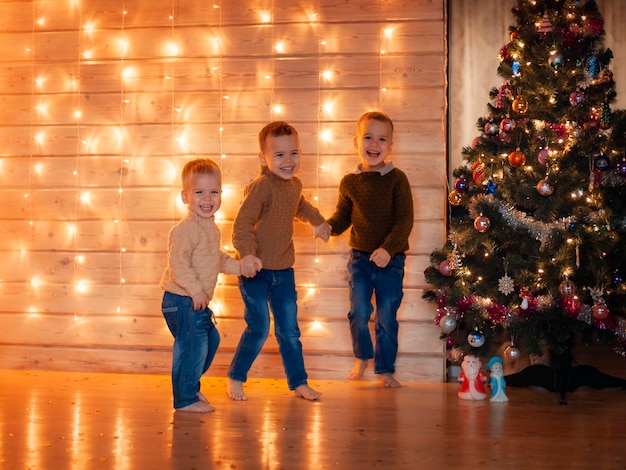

{"left": 508, "top": 149, "right": 526, "bottom": 167}
{"left": 472, "top": 161, "right": 487, "bottom": 185}
{"left": 474, "top": 215, "right": 490, "bottom": 233}
{"left": 559, "top": 280, "right": 575, "bottom": 298}
{"left": 500, "top": 118, "right": 516, "bottom": 133}
{"left": 536, "top": 179, "right": 554, "bottom": 196}
{"left": 592, "top": 303, "right": 609, "bottom": 320}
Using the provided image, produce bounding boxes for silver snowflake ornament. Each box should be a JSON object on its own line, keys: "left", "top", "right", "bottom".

{"left": 498, "top": 274, "right": 515, "bottom": 296}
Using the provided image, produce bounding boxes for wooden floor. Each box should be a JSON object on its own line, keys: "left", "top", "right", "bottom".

{"left": 1, "top": 369, "right": 625, "bottom": 470}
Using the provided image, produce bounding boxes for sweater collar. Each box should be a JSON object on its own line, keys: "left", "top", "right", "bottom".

{"left": 187, "top": 210, "right": 215, "bottom": 224}
{"left": 351, "top": 161, "right": 394, "bottom": 176}
{"left": 260, "top": 165, "right": 295, "bottom": 183}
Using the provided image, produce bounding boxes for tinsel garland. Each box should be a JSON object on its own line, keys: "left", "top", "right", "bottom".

{"left": 467, "top": 194, "right": 567, "bottom": 248}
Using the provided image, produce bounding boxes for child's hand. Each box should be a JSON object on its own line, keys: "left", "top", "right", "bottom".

{"left": 315, "top": 222, "right": 332, "bottom": 242}
{"left": 192, "top": 291, "right": 210, "bottom": 311}
{"left": 241, "top": 254, "right": 262, "bottom": 278}
{"left": 369, "top": 248, "right": 391, "bottom": 268}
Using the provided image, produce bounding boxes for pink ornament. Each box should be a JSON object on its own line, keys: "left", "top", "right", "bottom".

{"left": 537, "top": 148, "right": 549, "bottom": 164}
{"left": 439, "top": 259, "right": 453, "bottom": 276}
{"left": 569, "top": 89, "right": 586, "bottom": 106}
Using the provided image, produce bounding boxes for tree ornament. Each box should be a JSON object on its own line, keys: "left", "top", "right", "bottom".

{"left": 508, "top": 149, "right": 526, "bottom": 167}
{"left": 600, "top": 101, "right": 613, "bottom": 129}
{"left": 559, "top": 279, "right": 576, "bottom": 298}
{"left": 504, "top": 341, "right": 521, "bottom": 359}
{"left": 448, "top": 190, "right": 462, "bottom": 206}
{"left": 585, "top": 54, "right": 600, "bottom": 79}
{"left": 484, "top": 120, "right": 499, "bottom": 135}
{"left": 589, "top": 286, "right": 609, "bottom": 319}
{"left": 511, "top": 60, "right": 521, "bottom": 76}
{"left": 519, "top": 287, "right": 531, "bottom": 310}
{"left": 594, "top": 152, "right": 610, "bottom": 171}
{"left": 439, "top": 259, "right": 453, "bottom": 276}
{"left": 500, "top": 117, "right": 516, "bottom": 133}
{"left": 450, "top": 243, "right": 463, "bottom": 269}
{"left": 537, "top": 148, "right": 550, "bottom": 165}
{"left": 454, "top": 176, "right": 469, "bottom": 193}
{"left": 439, "top": 312, "right": 457, "bottom": 334}
{"left": 467, "top": 330, "right": 486, "bottom": 348}
{"left": 537, "top": 13, "right": 553, "bottom": 34}
{"left": 512, "top": 95, "right": 528, "bottom": 113}
{"left": 536, "top": 179, "right": 554, "bottom": 196}
{"left": 472, "top": 135, "right": 482, "bottom": 148}
{"left": 472, "top": 161, "right": 487, "bottom": 185}
{"left": 485, "top": 178, "right": 498, "bottom": 196}
{"left": 473, "top": 214, "right": 491, "bottom": 233}
{"left": 607, "top": 230, "right": 619, "bottom": 245}
{"left": 498, "top": 272, "right": 515, "bottom": 296}
{"left": 616, "top": 158, "right": 626, "bottom": 177}
{"left": 496, "top": 84, "right": 513, "bottom": 108}
{"left": 569, "top": 89, "right": 586, "bottom": 106}
{"left": 549, "top": 52, "right": 564, "bottom": 69}
{"left": 592, "top": 303, "right": 609, "bottom": 320}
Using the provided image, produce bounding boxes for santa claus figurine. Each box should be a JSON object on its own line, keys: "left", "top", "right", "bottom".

{"left": 458, "top": 355, "right": 487, "bottom": 400}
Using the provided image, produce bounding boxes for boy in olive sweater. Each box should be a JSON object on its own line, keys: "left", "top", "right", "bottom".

{"left": 326, "top": 111, "right": 413, "bottom": 387}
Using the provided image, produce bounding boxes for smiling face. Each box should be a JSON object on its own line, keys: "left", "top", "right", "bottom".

{"left": 259, "top": 133, "right": 301, "bottom": 180}
{"left": 354, "top": 117, "right": 393, "bottom": 172}
{"left": 181, "top": 172, "right": 222, "bottom": 219}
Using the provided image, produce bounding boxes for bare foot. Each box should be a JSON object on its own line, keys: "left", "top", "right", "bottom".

{"left": 226, "top": 378, "right": 248, "bottom": 401}
{"left": 378, "top": 373, "right": 402, "bottom": 388}
{"left": 294, "top": 384, "right": 322, "bottom": 401}
{"left": 176, "top": 401, "right": 215, "bottom": 413}
{"left": 197, "top": 391, "right": 209, "bottom": 403}
{"left": 347, "top": 359, "right": 369, "bottom": 380}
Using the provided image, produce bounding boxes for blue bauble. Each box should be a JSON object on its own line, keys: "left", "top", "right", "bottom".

{"left": 467, "top": 331, "right": 486, "bottom": 348}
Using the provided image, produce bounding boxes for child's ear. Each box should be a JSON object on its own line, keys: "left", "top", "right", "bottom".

{"left": 258, "top": 151, "right": 267, "bottom": 166}
{"left": 353, "top": 135, "right": 359, "bottom": 150}
{"left": 180, "top": 189, "right": 188, "bottom": 204}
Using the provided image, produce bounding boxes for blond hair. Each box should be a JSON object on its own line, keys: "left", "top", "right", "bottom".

{"left": 181, "top": 158, "right": 221, "bottom": 189}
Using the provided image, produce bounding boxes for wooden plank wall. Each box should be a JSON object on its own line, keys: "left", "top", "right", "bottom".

{"left": 0, "top": 0, "right": 447, "bottom": 382}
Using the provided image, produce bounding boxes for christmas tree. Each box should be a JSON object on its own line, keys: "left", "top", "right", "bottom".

{"left": 424, "top": 0, "right": 626, "bottom": 379}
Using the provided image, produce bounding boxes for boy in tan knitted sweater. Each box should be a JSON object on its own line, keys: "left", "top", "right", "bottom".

{"left": 160, "top": 158, "right": 259, "bottom": 412}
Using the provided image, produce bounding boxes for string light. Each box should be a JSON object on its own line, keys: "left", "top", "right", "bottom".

{"left": 6, "top": 0, "right": 422, "bottom": 367}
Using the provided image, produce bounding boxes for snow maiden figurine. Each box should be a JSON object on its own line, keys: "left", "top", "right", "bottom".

{"left": 488, "top": 356, "right": 509, "bottom": 402}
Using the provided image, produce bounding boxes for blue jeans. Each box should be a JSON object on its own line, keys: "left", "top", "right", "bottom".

{"left": 228, "top": 268, "right": 308, "bottom": 390}
{"left": 162, "top": 291, "right": 220, "bottom": 409}
{"left": 347, "top": 249, "right": 405, "bottom": 375}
